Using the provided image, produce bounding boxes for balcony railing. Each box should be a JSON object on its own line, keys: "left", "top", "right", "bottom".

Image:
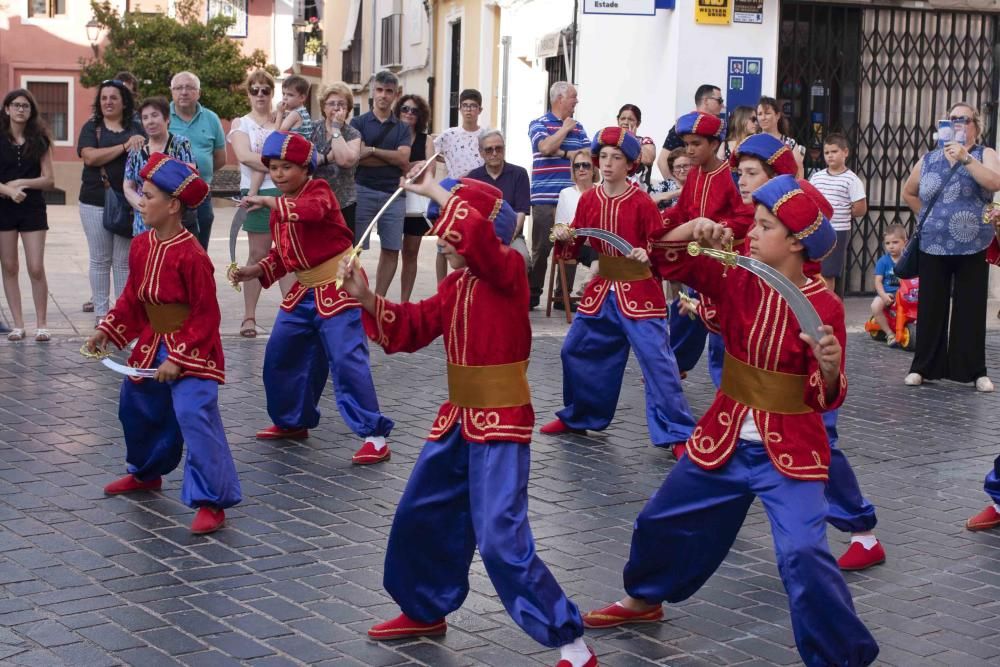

{"left": 380, "top": 13, "right": 402, "bottom": 68}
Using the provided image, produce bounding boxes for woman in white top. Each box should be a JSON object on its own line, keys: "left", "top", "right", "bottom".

{"left": 554, "top": 149, "right": 600, "bottom": 297}
{"left": 756, "top": 96, "right": 805, "bottom": 178}
{"left": 227, "top": 69, "right": 286, "bottom": 338}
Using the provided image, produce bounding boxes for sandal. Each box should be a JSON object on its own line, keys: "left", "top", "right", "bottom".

{"left": 34, "top": 329, "right": 50, "bottom": 342}
{"left": 82, "top": 301, "right": 94, "bottom": 313}
{"left": 7, "top": 328, "right": 24, "bottom": 342}
{"left": 240, "top": 318, "right": 257, "bottom": 338}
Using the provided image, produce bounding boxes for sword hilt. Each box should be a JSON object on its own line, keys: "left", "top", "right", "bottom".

{"left": 333, "top": 247, "right": 362, "bottom": 290}
{"left": 79, "top": 343, "right": 112, "bottom": 360}
{"left": 687, "top": 240, "right": 738, "bottom": 275}
{"left": 548, "top": 224, "right": 576, "bottom": 243}
{"left": 226, "top": 262, "right": 242, "bottom": 292}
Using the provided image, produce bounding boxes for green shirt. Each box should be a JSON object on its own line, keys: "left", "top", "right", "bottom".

{"left": 169, "top": 102, "right": 225, "bottom": 184}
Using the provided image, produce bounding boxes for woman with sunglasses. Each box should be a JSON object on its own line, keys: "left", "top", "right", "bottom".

{"left": 394, "top": 94, "right": 433, "bottom": 302}
{"left": 227, "top": 69, "right": 285, "bottom": 338}
{"left": 78, "top": 79, "right": 145, "bottom": 327}
{"left": 0, "top": 89, "right": 53, "bottom": 342}
{"left": 901, "top": 102, "right": 1000, "bottom": 394}
{"left": 553, "top": 149, "right": 600, "bottom": 302}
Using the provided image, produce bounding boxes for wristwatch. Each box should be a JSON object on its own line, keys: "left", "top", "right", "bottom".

{"left": 331, "top": 131, "right": 341, "bottom": 140}
{"left": 962, "top": 155, "right": 974, "bottom": 165}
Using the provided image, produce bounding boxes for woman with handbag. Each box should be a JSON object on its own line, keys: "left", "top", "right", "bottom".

{"left": 78, "top": 79, "right": 143, "bottom": 326}
{"left": 123, "top": 96, "right": 196, "bottom": 237}
{"left": 900, "top": 102, "right": 1000, "bottom": 391}
{"left": 395, "top": 94, "right": 433, "bottom": 302}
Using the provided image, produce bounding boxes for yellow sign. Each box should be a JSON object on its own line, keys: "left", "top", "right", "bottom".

{"left": 695, "top": 0, "right": 732, "bottom": 24}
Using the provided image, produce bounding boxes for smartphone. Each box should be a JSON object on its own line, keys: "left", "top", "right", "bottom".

{"left": 937, "top": 119, "right": 953, "bottom": 149}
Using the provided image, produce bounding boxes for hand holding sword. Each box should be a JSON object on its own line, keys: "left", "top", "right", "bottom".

{"left": 334, "top": 152, "right": 441, "bottom": 289}
{"left": 225, "top": 195, "right": 276, "bottom": 291}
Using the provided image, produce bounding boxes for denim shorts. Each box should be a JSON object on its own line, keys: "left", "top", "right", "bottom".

{"left": 356, "top": 184, "right": 405, "bottom": 251}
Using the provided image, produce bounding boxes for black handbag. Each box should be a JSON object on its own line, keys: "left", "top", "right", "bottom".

{"left": 96, "top": 124, "right": 134, "bottom": 239}
{"left": 894, "top": 162, "right": 960, "bottom": 279}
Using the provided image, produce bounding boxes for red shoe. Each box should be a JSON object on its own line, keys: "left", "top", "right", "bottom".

{"left": 368, "top": 613, "right": 447, "bottom": 640}
{"left": 671, "top": 443, "right": 686, "bottom": 460}
{"left": 582, "top": 602, "right": 663, "bottom": 629}
{"left": 104, "top": 474, "right": 162, "bottom": 495}
{"left": 352, "top": 440, "right": 391, "bottom": 465}
{"left": 555, "top": 647, "right": 597, "bottom": 667}
{"left": 837, "top": 540, "right": 886, "bottom": 570}
{"left": 191, "top": 506, "right": 225, "bottom": 534}
{"left": 255, "top": 425, "right": 308, "bottom": 440}
{"left": 540, "top": 419, "right": 583, "bottom": 435}
{"left": 966, "top": 505, "right": 1000, "bottom": 531}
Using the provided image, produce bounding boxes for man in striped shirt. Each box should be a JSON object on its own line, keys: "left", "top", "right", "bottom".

{"left": 527, "top": 82, "right": 590, "bottom": 309}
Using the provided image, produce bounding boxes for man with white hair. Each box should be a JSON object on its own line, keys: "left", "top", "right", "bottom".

{"left": 527, "top": 81, "right": 589, "bottom": 309}
{"left": 169, "top": 71, "right": 227, "bottom": 250}
{"left": 467, "top": 129, "right": 531, "bottom": 265}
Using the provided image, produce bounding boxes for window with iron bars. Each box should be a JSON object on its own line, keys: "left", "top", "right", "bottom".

{"left": 25, "top": 81, "right": 69, "bottom": 143}
{"left": 381, "top": 14, "right": 402, "bottom": 67}
{"left": 342, "top": 17, "right": 363, "bottom": 84}
{"left": 28, "top": 0, "right": 65, "bottom": 17}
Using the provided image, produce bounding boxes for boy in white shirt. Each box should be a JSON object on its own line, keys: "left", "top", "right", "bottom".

{"left": 809, "top": 134, "right": 867, "bottom": 292}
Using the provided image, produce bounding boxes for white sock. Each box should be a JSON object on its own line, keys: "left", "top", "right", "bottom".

{"left": 559, "top": 638, "right": 591, "bottom": 667}
{"left": 993, "top": 503, "right": 1000, "bottom": 513}
{"left": 366, "top": 436, "right": 387, "bottom": 451}
{"left": 850, "top": 534, "right": 879, "bottom": 550}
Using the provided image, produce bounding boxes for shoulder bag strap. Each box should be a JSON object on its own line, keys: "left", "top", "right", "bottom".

{"left": 95, "top": 124, "right": 111, "bottom": 190}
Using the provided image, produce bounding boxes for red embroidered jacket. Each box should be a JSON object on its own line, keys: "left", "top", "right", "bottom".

{"left": 258, "top": 178, "right": 360, "bottom": 318}
{"left": 659, "top": 252, "right": 847, "bottom": 481}
{"left": 98, "top": 229, "right": 225, "bottom": 383}
{"left": 362, "top": 195, "right": 534, "bottom": 444}
{"left": 555, "top": 185, "right": 667, "bottom": 320}
{"left": 661, "top": 161, "right": 752, "bottom": 238}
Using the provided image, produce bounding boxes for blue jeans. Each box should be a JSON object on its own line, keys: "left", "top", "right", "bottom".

{"left": 195, "top": 198, "right": 214, "bottom": 250}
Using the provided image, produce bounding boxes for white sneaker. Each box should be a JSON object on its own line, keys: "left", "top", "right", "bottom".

{"left": 976, "top": 376, "right": 994, "bottom": 393}
{"left": 904, "top": 372, "right": 923, "bottom": 386}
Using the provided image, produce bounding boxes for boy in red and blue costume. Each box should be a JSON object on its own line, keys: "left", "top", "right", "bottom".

{"left": 540, "top": 127, "right": 695, "bottom": 448}
{"left": 86, "top": 154, "right": 241, "bottom": 535}
{"left": 585, "top": 175, "right": 879, "bottom": 667}
{"left": 231, "top": 132, "right": 394, "bottom": 464}
{"left": 659, "top": 112, "right": 753, "bottom": 390}
{"left": 338, "top": 175, "right": 597, "bottom": 667}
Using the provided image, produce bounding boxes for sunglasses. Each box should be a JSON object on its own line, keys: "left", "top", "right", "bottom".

{"left": 949, "top": 115, "right": 973, "bottom": 124}
{"left": 399, "top": 105, "right": 418, "bottom": 114}
{"left": 249, "top": 87, "right": 271, "bottom": 97}
{"left": 573, "top": 162, "right": 592, "bottom": 170}
{"left": 483, "top": 146, "right": 505, "bottom": 155}
{"left": 750, "top": 117, "right": 758, "bottom": 123}
{"left": 709, "top": 96, "right": 724, "bottom": 104}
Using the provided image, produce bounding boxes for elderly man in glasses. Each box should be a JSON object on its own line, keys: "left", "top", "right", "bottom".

{"left": 466, "top": 130, "right": 531, "bottom": 266}
{"left": 168, "top": 71, "right": 227, "bottom": 250}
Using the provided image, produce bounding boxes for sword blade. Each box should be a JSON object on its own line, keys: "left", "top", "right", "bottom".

{"left": 573, "top": 228, "right": 634, "bottom": 255}
{"left": 354, "top": 152, "right": 442, "bottom": 250}
{"left": 733, "top": 256, "right": 825, "bottom": 337}
{"left": 101, "top": 358, "right": 158, "bottom": 378}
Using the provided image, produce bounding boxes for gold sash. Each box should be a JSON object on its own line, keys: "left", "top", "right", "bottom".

{"left": 597, "top": 254, "right": 652, "bottom": 281}
{"left": 720, "top": 351, "right": 811, "bottom": 415}
{"left": 143, "top": 303, "right": 191, "bottom": 334}
{"left": 295, "top": 248, "right": 352, "bottom": 288}
{"left": 447, "top": 360, "right": 531, "bottom": 408}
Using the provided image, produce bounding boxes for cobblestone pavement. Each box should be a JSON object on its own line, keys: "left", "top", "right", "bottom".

{"left": 2, "top": 328, "right": 1000, "bottom": 666}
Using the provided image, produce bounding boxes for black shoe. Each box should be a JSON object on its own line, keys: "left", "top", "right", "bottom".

{"left": 529, "top": 296, "right": 540, "bottom": 310}
{"left": 552, "top": 300, "right": 577, "bottom": 313}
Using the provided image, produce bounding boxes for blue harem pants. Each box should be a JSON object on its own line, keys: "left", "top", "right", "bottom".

{"left": 556, "top": 297, "right": 695, "bottom": 446}
{"left": 382, "top": 426, "right": 584, "bottom": 648}
{"left": 264, "top": 290, "right": 393, "bottom": 438}
{"left": 624, "top": 439, "right": 879, "bottom": 667}
{"left": 119, "top": 343, "right": 242, "bottom": 509}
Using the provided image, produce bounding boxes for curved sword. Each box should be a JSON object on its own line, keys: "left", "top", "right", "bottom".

{"left": 549, "top": 226, "right": 634, "bottom": 256}
{"left": 226, "top": 206, "right": 248, "bottom": 292}
{"left": 687, "top": 242, "right": 825, "bottom": 338}
{"left": 334, "top": 152, "right": 442, "bottom": 289}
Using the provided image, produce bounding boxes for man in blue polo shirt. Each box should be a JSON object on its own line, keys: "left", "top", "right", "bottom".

{"left": 527, "top": 81, "right": 589, "bottom": 309}
{"left": 467, "top": 129, "right": 531, "bottom": 266}
{"left": 169, "top": 71, "right": 227, "bottom": 250}
{"left": 351, "top": 70, "right": 412, "bottom": 297}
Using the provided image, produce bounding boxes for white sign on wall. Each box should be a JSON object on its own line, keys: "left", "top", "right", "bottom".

{"left": 583, "top": 0, "right": 656, "bottom": 16}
